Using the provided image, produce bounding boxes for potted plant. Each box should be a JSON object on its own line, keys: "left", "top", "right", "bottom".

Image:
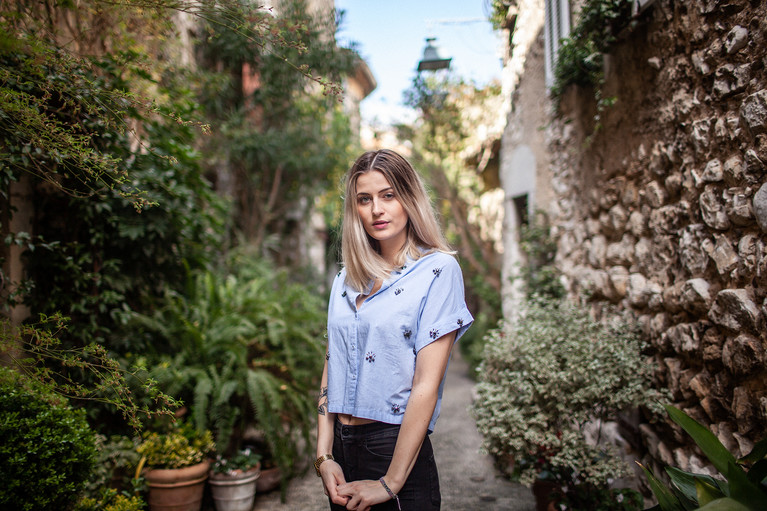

{"left": 208, "top": 447, "right": 262, "bottom": 511}
{"left": 472, "top": 296, "right": 665, "bottom": 510}
{"left": 136, "top": 421, "right": 215, "bottom": 511}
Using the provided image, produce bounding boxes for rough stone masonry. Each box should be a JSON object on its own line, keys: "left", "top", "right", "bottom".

{"left": 547, "top": 0, "right": 766, "bottom": 476}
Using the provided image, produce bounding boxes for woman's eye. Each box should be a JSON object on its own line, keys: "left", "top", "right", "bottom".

{"left": 357, "top": 196, "right": 371, "bottom": 204}
{"left": 383, "top": 193, "right": 395, "bottom": 200}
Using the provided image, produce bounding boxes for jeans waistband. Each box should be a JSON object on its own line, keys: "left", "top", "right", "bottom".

{"left": 334, "top": 417, "right": 399, "bottom": 438}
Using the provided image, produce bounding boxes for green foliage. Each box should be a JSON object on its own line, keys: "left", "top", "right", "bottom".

{"left": 74, "top": 490, "right": 145, "bottom": 511}
{"left": 1, "top": 313, "right": 181, "bottom": 431}
{"left": 518, "top": 213, "right": 566, "bottom": 300}
{"left": 639, "top": 405, "right": 767, "bottom": 511}
{"left": 402, "top": 74, "right": 505, "bottom": 375}
{"left": 473, "top": 296, "right": 664, "bottom": 507}
{"left": 19, "top": 55, "right": 228, "bottom": 352}
{"left": 211, "top": 447, "right": 262, "bottom": 475}
{"left": 489, "top": 0, "right": 513, "bottom": 30}
{"left": 0, "top": 366, "right": 97, "bottom": 511}
{"left": 81, "top": 435, "right": 143, "bottom": 500}
{"left": 196, "top": 0, "right": 356, "bottom": 248}
{"left": 0, "top": 24, "right": 145, "bottom": 207}
{"left": 132, "top": 252, "right": 326, "bottom": 479}
{"left": 137, "top": 420, "right": 215, "bottom": 469}
{"left": 551, "top": 0, "right": 634, "bottom": 109}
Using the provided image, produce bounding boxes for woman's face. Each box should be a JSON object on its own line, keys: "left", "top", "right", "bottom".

{"left": 355, "top": 170, "right": 409, "bottom": 254}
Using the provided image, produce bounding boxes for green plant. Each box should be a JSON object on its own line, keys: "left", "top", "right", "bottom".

{"left": 211, "top": 447, "right": 262, "bottom": 475}
{"left": 518, "top": 213, "right": 566, "bottom": 300}
{"left": 0, "top": 366, "right": 97, "bottom": 511}
{"left": 1, "top": 313, "right": 181, "bottom": 431}
{"left": 472, "top": 296, "right": 664, "bottom": 507}
{"left": 132, "top": 253, "right": 326, "bottom": 479}
{"left": 136, "top": 420, "right": 215, "bottom": 469}
{"left": 196, "top": 0, "right": 356, "bottom": 250}
{"left": 82, "top": 434, "right": 143, "bottom": 498}
{"left": 74, "top": 490, "right": 145, "bottom": 511}
{"left": 551, "top": 0, "right": 634, "bottom": 112}
{"left": 639, "top": 405, "right": 767, "bottom": 511}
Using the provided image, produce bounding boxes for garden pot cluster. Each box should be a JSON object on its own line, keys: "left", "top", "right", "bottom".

{"left": 144, "top": 461, "right": 266, "bottom": 511}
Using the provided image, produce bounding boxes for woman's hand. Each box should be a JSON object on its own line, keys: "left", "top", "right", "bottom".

{"left": 320, "top": 460, "right": 350, "bottom": 506}
{"left": 336, "top": 479, "right": 390, "bottom": 511}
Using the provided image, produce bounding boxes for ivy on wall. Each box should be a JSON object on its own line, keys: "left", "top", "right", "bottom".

{"left": 551, "top": 0, "right": 635, "bottom": 107}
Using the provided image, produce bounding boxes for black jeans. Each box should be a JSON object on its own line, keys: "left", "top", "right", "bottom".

{"left": 328, "top": 419, "right": 441, "bottom": 511}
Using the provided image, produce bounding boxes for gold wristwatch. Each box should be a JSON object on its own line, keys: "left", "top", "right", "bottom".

{"left": 314, "top": 454, "right": 334, "bottom": 476}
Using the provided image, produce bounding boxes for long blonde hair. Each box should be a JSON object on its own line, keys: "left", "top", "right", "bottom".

{"left": 341, "top": 149, "right": 452, "bottom": 292}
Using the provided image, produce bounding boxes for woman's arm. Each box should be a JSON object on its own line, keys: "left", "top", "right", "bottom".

{"left": 316, "top": 357, "right": 349, "bottom": 506}
{"left": 337, "top": 330, "right": 456, "bottom": 511}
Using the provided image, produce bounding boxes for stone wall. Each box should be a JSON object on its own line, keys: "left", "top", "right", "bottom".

{"left": 548, "top": 0, "right": 767, "bottom": 474}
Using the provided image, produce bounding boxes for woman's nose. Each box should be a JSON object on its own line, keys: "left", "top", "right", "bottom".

{"left": 371, "top": 199, "right": 383, "bottom": 215}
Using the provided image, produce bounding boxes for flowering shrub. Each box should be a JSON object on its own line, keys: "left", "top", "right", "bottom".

{"left": 472, "top": 296, "right": 664, "bottom": 506}
{"left": 211, "top": 447, "right": 262, "bottom": 475}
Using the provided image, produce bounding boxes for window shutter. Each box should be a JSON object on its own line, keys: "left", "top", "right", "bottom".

{"left": 544, "top": 0, "right": 571, "bottom": 88}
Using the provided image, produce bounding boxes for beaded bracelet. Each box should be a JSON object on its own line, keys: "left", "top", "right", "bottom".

{"left": 378, "top": 477, "right": 401, "bottom": 511}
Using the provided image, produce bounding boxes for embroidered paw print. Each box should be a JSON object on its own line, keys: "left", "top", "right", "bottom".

{"left": 341, "top": 290, "right": 347, "bottom": 297}
{"left": 337, "top": 270, "right": 342, "bottom": 277}
{"left": 403, "top": 330, "right": 412, "bottom": 339}
{"left": 394, "top": 288, "right": 403, "bottom": 295}
{"left": 457, "top": 318, "right": 464, "bottom": 327}
{"left": 429, "top": 329, "right": 440, "bottom": 339}
{"left": 432, "top": 267, "right": 442, "bottom": 276}
{"left": 325, "top": 351, "right": 330, "bottom": 360}
{"left": 365, "top": 352, "right": 375, "bottom": 363}
{"left": 391, "top": 403, "right": 401, "bottom": 414}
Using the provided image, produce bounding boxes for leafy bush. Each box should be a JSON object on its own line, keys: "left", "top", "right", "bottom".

{"left": 472, "top": 296, "right": 664, "bottom": 507}
{"left": 0, "top": 366, "right": 97, "bottom": 511}
{"left": 74, "top": 491, "right": 145, "bottom": 511}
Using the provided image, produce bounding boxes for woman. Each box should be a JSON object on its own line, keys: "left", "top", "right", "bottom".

{"left": 315, "top": 149, "right": 473, "bottom": 511}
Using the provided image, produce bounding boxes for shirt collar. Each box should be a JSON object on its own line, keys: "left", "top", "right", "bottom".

{"left": 342, "top": 254, "right": 420, "bottom": 309}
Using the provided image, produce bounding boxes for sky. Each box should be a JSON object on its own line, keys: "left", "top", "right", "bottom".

{"left": 333, "top": 0, "right": 503, "bottom": 127}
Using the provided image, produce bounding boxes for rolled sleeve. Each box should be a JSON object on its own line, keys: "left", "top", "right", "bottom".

{"left": 415, "top": 255, "right": 474, "bottom": 353}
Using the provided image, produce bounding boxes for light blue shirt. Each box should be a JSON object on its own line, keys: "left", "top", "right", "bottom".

{"left": 326, "top": 251, "right": 474, "bottom": 432}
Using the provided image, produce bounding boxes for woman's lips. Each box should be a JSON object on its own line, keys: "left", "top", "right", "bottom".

{"left": 372, "top": 221, "right": 388, "bottom": 230}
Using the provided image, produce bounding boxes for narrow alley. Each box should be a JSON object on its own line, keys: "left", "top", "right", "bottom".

{"left": 253, "top": 351, "right": 536, "bottom": 511}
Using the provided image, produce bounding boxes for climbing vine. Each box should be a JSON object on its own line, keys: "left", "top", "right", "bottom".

{"left": 551, "top": 0, "right": 635, "bottom": 107}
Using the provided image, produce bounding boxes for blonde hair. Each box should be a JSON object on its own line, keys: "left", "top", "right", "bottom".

{"left": 341, "top": 149, "right": 452, "bottom": 292}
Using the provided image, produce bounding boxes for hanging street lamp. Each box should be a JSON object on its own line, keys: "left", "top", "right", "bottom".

{"left": 417, "top": 37, "right": 452, "bottom": 72}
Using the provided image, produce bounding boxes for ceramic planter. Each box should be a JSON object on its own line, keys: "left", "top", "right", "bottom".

{"left": 255, "top": 466, "right": 282, "bottom": 494}
{"left": 208, "top": 464, "right": 261, "bottom": 511}
{"left": 531, "top": 478, "right": 560, "bottom": 511}
{"left": 144, "top": 460, "right": 210, "bottom": 511}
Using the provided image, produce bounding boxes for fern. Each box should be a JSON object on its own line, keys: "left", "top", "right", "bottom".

{"left": 133, "top": 256, "right": 325, "bottom": 480}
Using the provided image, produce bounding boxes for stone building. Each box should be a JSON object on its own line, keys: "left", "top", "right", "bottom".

{"left": 498, "top": 0, "right": 767, "bottom": 477}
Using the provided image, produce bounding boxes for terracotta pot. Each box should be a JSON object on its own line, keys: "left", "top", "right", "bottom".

{"left": 532, "top": 479, "right": 560, "bottom": 511}
{"left": 255, "top": 466, "right": 282, "bottom": 494}
{"left": 209, "top": 465, "right": 261, "bottom": 511}
{"left": 144, "top": 460, "right": 210, "bottom": 511}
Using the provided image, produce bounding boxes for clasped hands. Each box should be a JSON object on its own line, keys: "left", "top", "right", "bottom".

{"left": 320, "top": 461, "right": 392, "bottom": 511}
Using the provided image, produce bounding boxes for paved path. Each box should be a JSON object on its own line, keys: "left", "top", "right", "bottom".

{"left": 253, "top": 351, "right": 536, "bottom": 511}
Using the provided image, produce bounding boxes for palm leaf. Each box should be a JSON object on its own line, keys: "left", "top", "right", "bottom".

{"left": 637, "top": 461, "right": 686, "bottom": 511}
{"left": 665, "top": 405, "right": 737, "bottom": 477}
